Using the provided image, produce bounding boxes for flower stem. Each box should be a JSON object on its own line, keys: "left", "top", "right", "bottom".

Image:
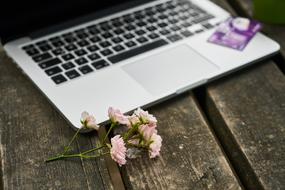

{"left": 45, "top": 151, "right": 110, "bottom": 162}
{"left": 103, "top": 123, "right": 115, "bottom": 142}
{"left": 81, "top": 145, "right": 107, "bottom": 155}
{"left": 62, "top": 127, "right": 82, "bottom": 155}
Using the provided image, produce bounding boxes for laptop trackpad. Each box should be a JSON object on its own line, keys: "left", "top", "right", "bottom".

{"left": 122, "top": 45, "right": 219, "bottom": 95}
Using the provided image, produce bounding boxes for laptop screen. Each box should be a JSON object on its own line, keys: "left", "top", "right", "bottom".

{"left": 0, "top": 0, "right": 150, "bottom": 43}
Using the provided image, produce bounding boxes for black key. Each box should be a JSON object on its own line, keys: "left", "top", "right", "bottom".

{"left": 39, "top": 58, "right": 62, "bottom": 69}
{"left": 125, "top": 24, "right": 136, "bottom": 31}
{"left": 64, "top": 36, "right": 77, "bottom": 43}
{"left": 195, "top": 29, "right": 204, "bottom": 33}
{"left": 145, "top": 9, "right": 155, "bottom": 16}
{"left": 158, "top": 14, "right": 167, "bottom": 20}
{"left": 77, "top": 32, "right": 89, "bottom": 39}
{"left": 65, "top": 70, "right": 80, "bottom": 79}
{"left": 113, "top": 28, "right": 125, "bottom": 35}
{"left": 62, "top": 53, "right": 75, "bottom": 61}
{"left": 45, "top": 66, "right": 62, "bottom": 76}
{"left": 135, "top": 29, "right": 146, "bottom": 36}
{"left": 25, "top": 48, "right": 40, "bottom": 56}
{"left": 192, "top": 14, "right": 214, "bottom": 24}
{"left": 74, "top": 49, "right": 87, "bottom": 56}
{"left": 65, "top": 44, "right": 77, "bottom": 51}
{"left": 146, "top": 26, "right": 157, "bottom": 32}
{"left": 92, "top": 60, "right": 110, "bottom": 70}
{"left": 125, "top": 41, "right": 137, "bottom": 48}
{"left": 159, "top": 29, "right": 171, "bottom": 35}
{"left": 108, "top": 39, "right": 168, "bottom": 64}
{"left": 33, "top": 52, "right": 52, "bottom": 62}
{"left": 79, "top": 65, "right": 93, "bottom": 75}
{"left": 62, "top": 62, "right": 75, "bottom": 70}
{"left": 181, "top": 22, "right": 192, "bottom": 28}
{"left": 112, "top": 20, "right": 124, "bottom": 27}
{"left": 111, "top": 37, "right": 123, "bottom": 44}
{"left": 88, "top": 53, "right": 101, "bottom": 61}
{"left": 170, "top": 25, "right": 181, "bottom": 32}
{"left": 49, "top": 36, "right": 60, "bottom": 42}
{"left": 77, "top": 40, "right": 90, "bottom": 47}
{"left": 75, "top": 57, "right": 88, "bottom": 65}
{"left": 36, "top": 40, "right": 48, "bottom": 46}
{"left": 90, "top": 36, "right": 102, "bottom": 43}
{"left": 123, "top": 14, "right": 134, "bottom": 23}
{"left": 51, "top": 74, "right": 67, "bottom": 84}
{"left": 168, "top": 19, "right": 179, "bottom": 24}
{"left": 136, "top": 36, "right": 149, "bottom": 44}
{"left": 51, "top": 40, "right": 64, "bottom": 47}
{"left": 181, "top": 30, "right": 193, "bottom": 37}
{"left": 101, "top": 32, "right": 113, "bottom": 39}
{"left": 88, "top": 27, "right": 101, "bottom": 35}
{"left": 39, "top": 44, "right": 52, "bottom": 52}
{"left": 100, "top": 49, "right": 113, "bottom": 56}
{"left": 100, "top": 23, "right": 112, "bottom": 31}
{"left": 147, "top": 17, "right": 158, "bottom": 23}
{"left": 148, "top": 33, "right": 159, "bottom": 39}
{"left": 22, "top": 44, "right": 35, "bottom": 50}
{"left": 136, "top": 21, "right": 147, "bottom": 27}
{"left": 99, "top": 41, "right": 111, "bottom": 48}
{"left": 167, "top": 34, "right": 183, "bottom": 42}
{"left": 123, "top": 33, "right": 135, "bottom": 40}
{"left": 52, "top": 48, "right": 65, "bottom": 56}
{"left": 202, "top": 23, "right": 214, "bottom": 29}
{"left": 87, "top": 45, "right": 99, "bottom": 52}
{"left": 157, "top": 22, "right": 168, "bottom": 28}
{"left": 113, "top": 45, "right": 125, "bottom": 52}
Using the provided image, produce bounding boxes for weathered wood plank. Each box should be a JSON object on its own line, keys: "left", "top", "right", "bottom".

{"left": 205, "top": 60, "right": 285, "bottom": 190}
{"left": 120, "top": 93, "right": 242, "bottom": 190}
{"left": 0, "top": 51, "right": 114, "bottom": 190}
{"left": 226, "top": 0, "right": 285, "bottom": 57}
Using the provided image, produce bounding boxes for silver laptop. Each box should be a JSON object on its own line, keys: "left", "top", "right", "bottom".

{"left": 1, "top": 0, "right": 279, "bottom": 130}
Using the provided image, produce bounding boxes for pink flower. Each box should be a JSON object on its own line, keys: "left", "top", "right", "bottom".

{"left": 134, "top": 108, "right": 157, "bottom": 125}
{"left": 138, "top": 124, "right": 157, "bottom": 141}
{"left": 110, "top": 135, "right": 127, "bottom": 166}
{"left": 81, "top": 111, "right": 100, "bottom": 130}
{"left": 108, "top": 107, "right": 130, "bottom": 125}
{"left": 127, "top": 114, "right": 141, "bottom": 128}
{"left": 149, "top": 134, "right": 162, "bottom": 158}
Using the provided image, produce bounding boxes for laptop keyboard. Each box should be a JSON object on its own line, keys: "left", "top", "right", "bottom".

{"left": 22, "top": 0, "right": 216, "bottom": 85}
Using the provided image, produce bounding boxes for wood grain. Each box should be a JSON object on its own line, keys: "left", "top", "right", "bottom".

{"left": 0, "top": 52, "right": 114, "bottom": 190}
{"left": 205, "top": 60, "right": 285, "bottom": 189}
{"left": 119, "top": 93, "right": 242, "bottom": 190}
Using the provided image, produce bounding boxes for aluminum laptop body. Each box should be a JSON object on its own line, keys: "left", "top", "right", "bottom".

{"left": 1, "top": 0, "right": 280, "bottom": 130}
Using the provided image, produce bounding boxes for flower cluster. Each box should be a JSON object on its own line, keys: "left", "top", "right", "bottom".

{"left": 46, "top": 107, "right": 162, "bottom": 166}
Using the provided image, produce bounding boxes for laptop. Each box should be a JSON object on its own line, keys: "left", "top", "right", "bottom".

{"left": 0, "top": 0, "right": 279, "bottom": 130}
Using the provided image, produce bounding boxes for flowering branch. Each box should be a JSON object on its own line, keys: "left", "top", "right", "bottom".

{"left": 46, "top": 107, "right": 162, "bottom": 166}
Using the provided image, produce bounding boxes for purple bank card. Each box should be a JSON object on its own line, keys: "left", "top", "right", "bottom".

{"left": 208, "top": 17, "right": 262, "bottom": 51}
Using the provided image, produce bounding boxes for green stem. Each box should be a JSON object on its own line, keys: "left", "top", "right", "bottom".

{"left": 123, "top": 124, "right": 139, "bottom": 141}
{"left": 81, "top": 145, "right": 107, "bottom": 155}
{"left": 62, "top": 127, "right": 81, "bottom": 155}
{"left": 46, "top": 151, "right": 110, "bottom": 162}
{"left": 103, "top": 123, "right": 116, "bottom": 142}
{"left": 82, "top": 152, "right": 110, "bottom": 158}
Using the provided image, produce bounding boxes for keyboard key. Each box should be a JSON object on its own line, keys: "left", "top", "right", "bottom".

{"left": 157, "top": 22, "right": 168, "bottom": 28}
{"left": 147, "top": 17, "right": 158, "bottom": 23}
{"left": 136, "top": 36, "right": 148, "bottom": 44}
{"left": 181, "top": 30, "right": 193, "bottom": 37}
{"left": 113, "top": 28, "right": 125, "bottom": 35}
{"left": 100, "top": 49, "right": 113, "bottom": 56}
{"left": 125, "top": 24, "right": 136, "bottom": 31}
{"left": 111, "top": 37, "right": 123, "bottom": 44}
{"left": 39, "top": 44, "right": 52, "bottom": 52}
{"left": 135, "top": 29, "right": 146, "bottom": 36}
{"left": 202, "top": 23, "right": 214, "bottom": 29}
{"left": 52, "top": 48, "right": 65, "bottom": 56}
{"left": 101, "top": 32, "right": 113, "bottom": 39}
{"left": 113, "top": 45, "right": 125, "bottom": 52}
{"left": 64, "top": 36, "right": 77, "bottom": 43}
{"left": 39, "top": 58, "right": 62, "bottom": 69}
{"left": 62, "top": 53, "right": 75, "bottom": 61}
{"left": 45, "top": 66, "right": 62, "bottom": 76}
{"left": 92, "top": 60, "right": 110, "bottom": 70}
{"left": 125, "top": 41, "right": 137, "bottom": 48}
{"left": 167, "top": 34, "right": 183, "bottom": 42}
{"left": 87, "top": 45, "right": 99, "bottom": 52}
{"left": 123, "top": 33, "right": 135, "bottom": 40}
{"left": 33, "top": 52, "right": 52, "bottom": 62}
{"left": 88, "top": 27, "right": 101, "bottom": 35}
{"left": 77, "top": 40, "right": 90, "bottom": 47}
{"left": 25, "top": 48, "right": 40, "bottom": 56}
{"left": 136, "top": 21, "right": 147, "bottom": 27}
{"left": 75, "top": 57, "right": 88, "bottom": 65}
{"left": 192, "top": 14, "right": 214, "bottom": 24}
{"left": 51, "top": 40, "right": 64, "bottom": 47}
{"left": 159, "top": 29, "right": 171, "bottom": 35}
{"left": 90, "top": 36, "right": 102, "bottom": 43}
{"left": 79, "top": 65, "right": 93, "bottom": 74}
{"left": 170, "top": 25, "right": 181, "bottom": 31}
{"left": 62, "top": 62, "right": 75, "bottom": 70}
{"left": 99, "top": 41, "right": 111, "bottom": 48}
{"left": 88, "top": 53, "right": 101, "bottom": 61}
{"left": 51, "top": 74, "right": 67, "bottom": 84}
{"left": 22, "top": 44, "right": 35, "bottom": 50}
{"left": 109, "top": 39, "right": 168, "bottom": 64}
{"left": 148, "top": 33, "right": 159, "bottom": 39}
{"left": 35, "top": 40, "right": 48, "bottom": 46}
{"left": 65, "top": 44, "right": 77, "bottom": 51}
{"left": 146, "top": 26, "right": 157, "bottom": 32}
{"left": 65, "top": 70, "right": 80, "bottom": 79}
{"left": 74, "top": 49, "right": 87, "bottom": 56}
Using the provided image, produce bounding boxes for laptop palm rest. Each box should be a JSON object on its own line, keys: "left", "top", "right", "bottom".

{"left": 122, "top": 45, "right": 219, "bottom": 95}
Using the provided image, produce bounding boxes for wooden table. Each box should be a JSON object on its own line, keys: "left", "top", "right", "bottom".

{"left": 0, "top": 0, "right": 284, "bottom": 189}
